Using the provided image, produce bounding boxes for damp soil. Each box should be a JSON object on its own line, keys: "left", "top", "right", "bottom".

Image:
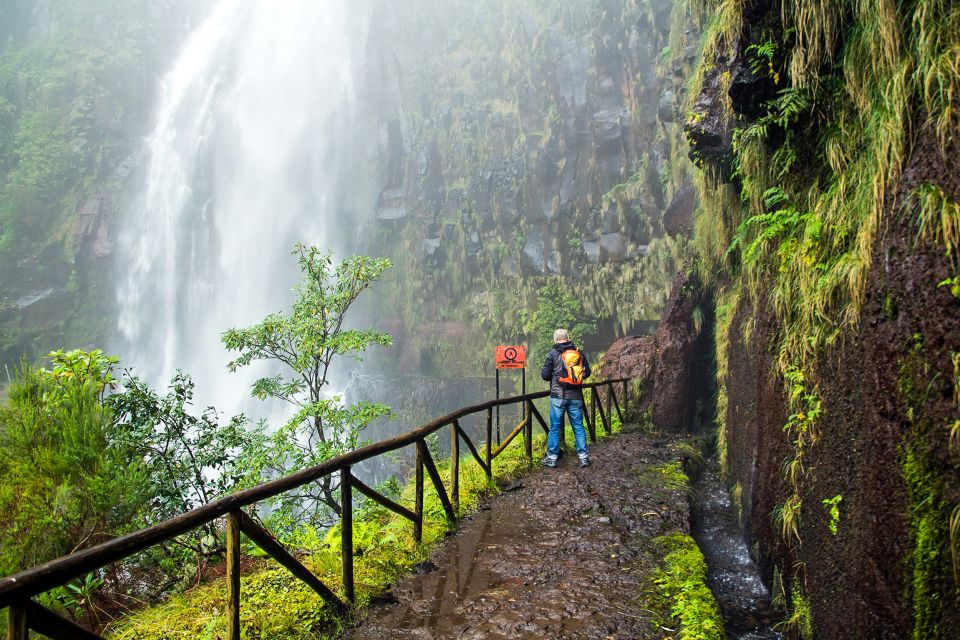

{"left": 689, "top": 459, "right": 781, "bottom": 639}
{"left": 344, "top": 427, "right": 692, "bottom": 640}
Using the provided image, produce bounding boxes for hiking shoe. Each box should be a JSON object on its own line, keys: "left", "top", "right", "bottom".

{"left": 540, "top": 456, "right": 558, "bottom": 468}
{"left": 579, "top": 457, "right": 591, "bottom": 468}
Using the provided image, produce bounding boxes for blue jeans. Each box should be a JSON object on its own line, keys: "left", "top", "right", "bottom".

{"left": 546, "top": 397, "right": 588, "bottom": 459}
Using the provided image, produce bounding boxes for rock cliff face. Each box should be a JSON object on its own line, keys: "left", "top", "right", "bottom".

{"left": 674, "top": 0, "right": 960, "bottom": 637}
{"left": 358, "top": 0, "right": 698, "bottom": 372}
{"left": 603, "top": 264, "right": 713, "bottom": 432}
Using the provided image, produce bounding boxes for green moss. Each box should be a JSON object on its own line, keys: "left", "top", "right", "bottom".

{"left": 903, "top": 441, "right": 953, "bottom": 640}
{"left": 821, "top": 494, "right": 842, "bottom": 536}
{"left": 638, "top": 461, "right": 692, "bottom": 498}
{"left": 647, "top": 532, "right": 725, "bottom": 640}
{"left": 782, "top": 578, "right": 814, "bottom": 640}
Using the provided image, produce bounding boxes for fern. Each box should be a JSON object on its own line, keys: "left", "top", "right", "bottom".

{"left": 728, "top": 188, "right": 811, "bottom": 265}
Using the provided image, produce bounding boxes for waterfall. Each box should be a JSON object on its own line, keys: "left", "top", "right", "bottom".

{"left": 115, "top": 0, "right": 373, "bottom": 419}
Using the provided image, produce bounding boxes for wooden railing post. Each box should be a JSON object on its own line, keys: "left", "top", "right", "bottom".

{"left": 589, "top": 388, "right": 598, "bottom": 442}
{"left": 524, "top": 400, "right": 533, "bottom": 461}
{"left": 594, "top": 386, "right": 609, "bottom": 435}
{"left": 450, "top": 422, "right": 460, "bottom": 513}
{"left": 622, "top": 380, "right": 628, "bottom": 416}
{"left": 414, "top": 444, "right": 424, "bottom": 543}
{"left": 611, "top": 383, "right": 624, "bottom": 423}
{"left": 226, "top": 512, "right": 241, "bottom": 640}
{"left": 485, "top": 407, "right": 493, "bottom": 480}
{"left": 605, "top": 383, "right": 613, "bottom": 432}
{"left": 7, "top": 602, "right": 27, "bottom": 640}
{"left": 235, "top": 511, "right": 346, "bottom": 613}
{"left": 418, "top": 440, "right": 457, "bottom": 524}
{"left": 341, "top": 467, "right": 354, "bottom": 602}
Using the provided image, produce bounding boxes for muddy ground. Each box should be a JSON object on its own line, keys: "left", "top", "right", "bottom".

{"left": 345, "top": 428, "right": 692, "bottom": 639}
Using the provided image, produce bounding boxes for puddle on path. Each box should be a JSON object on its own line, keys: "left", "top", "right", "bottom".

{"left": 690, "top": 460, "right": 782, "bottom": 639}
{"left": 390, "top": 505, "right": 535, "bottom": 634}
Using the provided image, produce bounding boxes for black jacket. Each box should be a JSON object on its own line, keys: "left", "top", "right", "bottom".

{"left": 541, "top": 341, "right": 591, "bottom": 400}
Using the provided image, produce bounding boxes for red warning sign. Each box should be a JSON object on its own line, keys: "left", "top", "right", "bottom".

{"left": 495, "top": 345, "right": 526, "bottom": 369}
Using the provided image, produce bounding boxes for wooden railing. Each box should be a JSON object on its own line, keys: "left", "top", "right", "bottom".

{"left": 0, "top": 378, "right": 631, "bottom": 639}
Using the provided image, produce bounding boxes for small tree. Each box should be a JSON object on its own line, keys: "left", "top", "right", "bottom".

{"left": 526, "top": 281, "right": 597, "bottom": 363}
{"left": 221, "top": 244, "right": 392, "bottom": 526}
{"left": 109, "top": 370, "right": 263, "bottom": 573}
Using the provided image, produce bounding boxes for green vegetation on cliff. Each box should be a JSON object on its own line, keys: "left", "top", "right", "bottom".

{"left": 684, "top": 0, "right": 960, "bottom": 634}
{"left": 0, "top": 0, "right": 198, "bottom": 364}
{"left": 362, "top": 0, "right": 696, "bottom": 375}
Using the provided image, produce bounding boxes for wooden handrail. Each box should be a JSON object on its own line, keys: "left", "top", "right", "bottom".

{"left": 0, "top": 377, "right": 631, "bottom": 638}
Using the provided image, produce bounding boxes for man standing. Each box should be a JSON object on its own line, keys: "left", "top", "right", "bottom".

{"left": 540, "top": 328, "right": 591, "bottom": 468}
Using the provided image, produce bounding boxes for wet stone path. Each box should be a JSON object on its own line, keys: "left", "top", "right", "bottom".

{"left": 345, "top": 428, "right": 691, "bottom": 640}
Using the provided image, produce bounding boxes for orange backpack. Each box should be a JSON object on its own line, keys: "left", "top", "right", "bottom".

{"left": 558, "top": 349, "right": 585, "bottom": 385}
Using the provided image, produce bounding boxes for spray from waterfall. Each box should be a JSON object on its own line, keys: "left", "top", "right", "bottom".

{"left": 115, "top": 0, "right": 373, "bottom": 420}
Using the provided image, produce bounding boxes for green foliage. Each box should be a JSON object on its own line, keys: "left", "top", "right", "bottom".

{"left": 109, "top": 370, "right": 264, "bottom": 566}
{"left": 727, "top": 187, "right": 819, "bottom": 265}
{"left": 222, "top": 245, "right": 393, "bottom": 526}
{"left": 914, "top": 182, "right": 960, "bottom": 267}
{"left": 746, "top": 41, "right": 780, "bottom": 84}
{"left": 780, "top": 578, "right": 814, "bottom": 639}
{"left": 822, "top": 494, "right": 842, "bottom": 536}
{"left": 0, "top": 1, "right": 196, "bottom": 273}
{"left": 648, "top": 532, "right": 725, "bottom": 640}
{"left": 0, "top": 350, "right": 148, "bottom": 579}
{"left": 526, "top": 280, "right": 598, "bottom": 363}
{"left": 938, "top": 276, "right": 960, "bottom": 299}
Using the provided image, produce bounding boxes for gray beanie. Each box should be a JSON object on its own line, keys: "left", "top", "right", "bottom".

{"left": 553, "top": 328, "right": 570, "bottom": 343}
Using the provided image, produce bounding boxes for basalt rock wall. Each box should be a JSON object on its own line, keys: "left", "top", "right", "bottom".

{"left": 603, "top": 263, "right": 713, "bottom": 432}
{"left": 683, "top": 0, "right": 960, "bottom": 637}
{"left": 359, "top": 0, "right": 702, "bottom": 373}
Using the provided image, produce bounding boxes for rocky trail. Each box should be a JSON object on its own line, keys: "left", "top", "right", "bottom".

{"left": 345, "top": 428, "right": 693, "bottom": 640}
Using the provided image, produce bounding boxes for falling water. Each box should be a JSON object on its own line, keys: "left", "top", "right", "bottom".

{"left": 115, "top": 0, "right": 374, "bottom": 418}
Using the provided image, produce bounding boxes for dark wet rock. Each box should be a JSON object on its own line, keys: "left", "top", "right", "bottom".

{"left": 663, "top": 184, "right": 696, "bottom": 237}
{"left": 685, "top": 57, "right": 734, "bottom": 176}
{"left": 582, "top": 240, "right": 601, "bottom": 264}
{"left": 377, "top": 187, "right": 407, "bottom": 221}
{"left": 412, "top": 561, "right": 439, "bottom": 575}
{"left": 72, "top": 194, "right": 113, "bottom": 261}
{"left": 558, "top": 44, "right": 590, "bottom": 110}
{"left": 602, "top": 334, "right": 656, "bottom": 383}
{"left": 657, "top": 90, "right": 676, "bottom": 123}
{"left": 421, "top": 237, "right": 441, "bottom": 258}
{"left": 421, "top": 237, "right": 444, "bottom": 269}
{"left": 520, "top": 229, "right": 553, "bottom": 274}
{"left": 15, "top": 288, "right": 56, "bottom": 310}
{"left": 368, "top": 591, "right": 399, "bottom": 606}
{"left": 598, "top": 232, "right": 628, "bottom": 262}
{"left": 603, "top": 265, "right": 709, "bottom": 432}
{"left": 592, "top": 108, "right": 625, "bottom": 151}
